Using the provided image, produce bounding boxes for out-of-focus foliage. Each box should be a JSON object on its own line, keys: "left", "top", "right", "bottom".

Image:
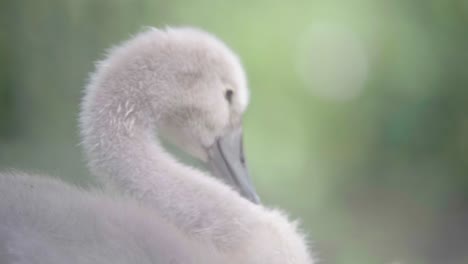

{"left": 1, "top": 0, "right": 467, "bottom": 263}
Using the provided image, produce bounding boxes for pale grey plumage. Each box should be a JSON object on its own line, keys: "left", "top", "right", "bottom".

{"left": 0, "top": 172, "right": 225, "bottom": 264}
{"left": 1, "top": 27, "right": 314, "bottom": 264}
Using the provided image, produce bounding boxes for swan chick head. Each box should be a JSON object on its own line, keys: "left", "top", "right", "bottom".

{"left": 87, "top": 27, "right": 258, "bottom": 203}
{"left": 147, "top": 27, "right": 249, "bottom": 160}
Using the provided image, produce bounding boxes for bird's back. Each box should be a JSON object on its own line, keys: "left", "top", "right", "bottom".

{"left": 0, "top": 172, "right": 224, "bottom": 264}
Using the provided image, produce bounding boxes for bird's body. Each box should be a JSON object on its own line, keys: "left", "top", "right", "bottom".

{"left": 0, "top": 27, "right": 314, "bottom": 264}
{"left": 0, "top": 172, "right": 224, "bottom": 264}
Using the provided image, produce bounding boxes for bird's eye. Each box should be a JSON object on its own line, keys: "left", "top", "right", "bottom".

{"left": 225, "top": 89, "right": 233, "bottom": 104}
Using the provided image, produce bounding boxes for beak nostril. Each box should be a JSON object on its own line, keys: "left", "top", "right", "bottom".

{"left": 240, "top": 135, "right": 246, "bottom": 165}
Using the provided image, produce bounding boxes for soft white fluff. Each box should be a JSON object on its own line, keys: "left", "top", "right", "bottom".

{"left": 1, "top": 27, "right": 314, "bottom": 264}
{"left": 0, "top": 172, "right": 225, "bottom": 264}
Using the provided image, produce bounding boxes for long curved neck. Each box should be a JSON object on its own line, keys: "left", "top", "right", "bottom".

{"left": 80, "top": 78, "right": 254, "bottom": 249}
{"left": 81, "top": 79, "right": 188, "bottom": 197}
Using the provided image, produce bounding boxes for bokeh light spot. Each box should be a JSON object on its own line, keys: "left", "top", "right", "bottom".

{"left": 296, "top": 23, "right": 369, "bottom": 101}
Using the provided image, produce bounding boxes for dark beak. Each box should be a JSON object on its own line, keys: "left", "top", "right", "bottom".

{"left": 207, "top": 128, "right": 260, "bottom": 204}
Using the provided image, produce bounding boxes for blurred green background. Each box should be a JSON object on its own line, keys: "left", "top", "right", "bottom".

{"left": 1, "top": 0, "right": 468, "bottom": 263}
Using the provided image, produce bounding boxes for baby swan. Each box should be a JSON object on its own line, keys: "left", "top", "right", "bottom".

{"left": 81, "top": 27, "right": 313, "bottom": 263}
